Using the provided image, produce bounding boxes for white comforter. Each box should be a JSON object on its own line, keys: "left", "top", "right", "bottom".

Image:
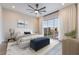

{"left": 16, "top": 34, "right": 44, "bottom": 48}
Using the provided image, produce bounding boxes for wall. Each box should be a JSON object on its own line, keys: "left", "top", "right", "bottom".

{"left": 0, "top": 6, "right": 5, "bottom": 44}
{"left": 2, "top": 8, "right": 36, "bottom": 39}
{"left": 33, "top": 16, "right": 44, "bottom": 34}
{"left": 33, "top": 17, "right": 40, "bottom": 33}
{"left": 44, "top": 12, "right": 58, "bottom": 20}
{"left": 39, "top": 17, "right": 44, "bottom": 34}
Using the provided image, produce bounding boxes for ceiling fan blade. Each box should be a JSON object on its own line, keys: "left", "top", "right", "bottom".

{"left": 28, "top": 4, "right": 35, "bottom": 10}
{"left": 38, "top": 11, "right": 42, "bottom": 14}
{"left": 38, "top": 7, "right": 46, "bottom": 11}
{"left": 36, "top": 4, "right": 39, "bottom": 9}
{"left": 26, "top": 9, "right": 34, "bottom": 11}
{"left": 40, "top": 10, "right": 46, "bottom": 12}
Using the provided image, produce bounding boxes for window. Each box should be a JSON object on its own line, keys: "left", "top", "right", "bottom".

{"left": 42, "top": 18, "right": 58, "bottom": 38}
{"left": 42, "top": 18, "right": 58, "bottom": 28}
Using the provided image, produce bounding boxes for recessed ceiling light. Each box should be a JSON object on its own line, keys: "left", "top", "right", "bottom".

{"left": 12, "top": 6, "right": 15, "bottom": 8}
{"left": 62, "top": 3, "right": 64, "bottom": 5}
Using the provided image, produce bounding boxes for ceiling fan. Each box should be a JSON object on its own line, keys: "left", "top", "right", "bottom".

{"left": 27, "top": 4, "right": 46, "bottom": 14}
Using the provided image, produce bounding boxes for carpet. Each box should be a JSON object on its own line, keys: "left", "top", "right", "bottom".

{"left": 6, "top": 39, "right": 60, "bottom": 55}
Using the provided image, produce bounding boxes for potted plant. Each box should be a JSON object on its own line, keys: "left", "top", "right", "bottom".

{"left": 65, "top": 30, "right": 77, "bottom": 38}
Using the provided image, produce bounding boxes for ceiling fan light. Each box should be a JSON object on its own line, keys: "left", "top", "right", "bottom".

{"left": 35, "top": 11, "right": 38, "bottom": 14}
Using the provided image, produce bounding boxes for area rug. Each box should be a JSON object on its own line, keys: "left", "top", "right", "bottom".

{"left": 45, "top": 42, "right": 62, "bottom": 55}
{"left": 6, "top": 39, "right": 60, "bottom": 55}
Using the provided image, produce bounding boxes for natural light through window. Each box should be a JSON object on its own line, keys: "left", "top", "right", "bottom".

{"left": 42, "top": 18, "right": 58, "bottom": 28}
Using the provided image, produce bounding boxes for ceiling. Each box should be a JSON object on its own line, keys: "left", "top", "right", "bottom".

{"left": 0, "top": 3, "right": 73, "bottom": 16}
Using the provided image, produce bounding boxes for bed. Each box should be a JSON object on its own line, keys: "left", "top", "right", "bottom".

{"left": 16, "top": 34, "right": 44, "bottom": 48}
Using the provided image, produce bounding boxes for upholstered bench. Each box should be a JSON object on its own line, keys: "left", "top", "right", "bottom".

{"left": 30, "top": 37, "right": 50, "bottom": 51}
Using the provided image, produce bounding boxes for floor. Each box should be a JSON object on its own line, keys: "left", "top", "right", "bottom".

{"left": 0, "top": 41, "right": 8, "bottom": 55}
{"left": 6, "top": 39, "right": 62, "bottom": 55}
{"left": 46, "top": 42, "right": 62, "bottom": 55}
{"left": 0, "top": 39, "right": 62, "bottom": 55}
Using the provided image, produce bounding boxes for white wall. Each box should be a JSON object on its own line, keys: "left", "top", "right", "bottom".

{"left": 2, "top": 8, "right": 35, "bottom": 39}
{"left": 39, "top": 17, "right": 44, "bottom": 34}
{"left": 0, "top": 6, "right": 5, "bottom": 44}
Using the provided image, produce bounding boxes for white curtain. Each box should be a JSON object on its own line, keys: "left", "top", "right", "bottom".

{"left": 58, "top": 4, "right": 77, "bottom": 40}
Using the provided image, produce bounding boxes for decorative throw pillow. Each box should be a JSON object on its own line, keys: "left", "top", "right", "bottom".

{"left": 24, "top": 32, "right": 31, "bottom": 35}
